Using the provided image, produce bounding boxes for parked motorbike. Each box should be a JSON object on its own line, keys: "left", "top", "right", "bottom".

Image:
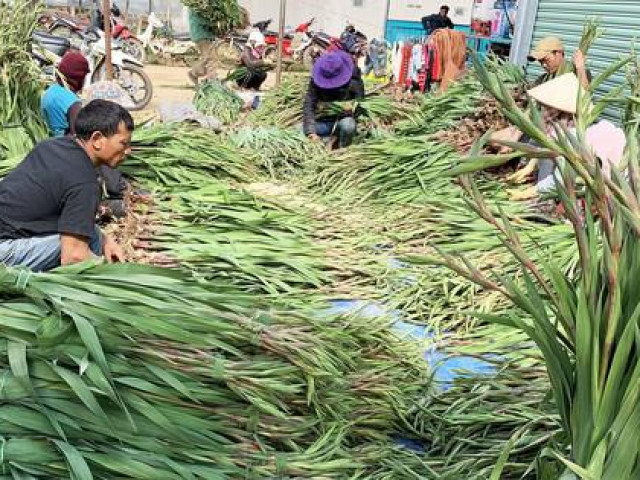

{"left": 145, "top": 13, "right": 198, "bottom": 65}
{"left": 32, "top": 28, "right": 153, "bottom": 110}
{"left": 263, "top": 18, "right": 314, "bottom": 62}
{"left": 43, "top": 9, "right": 144, "bottom": 62}
{"left": 303, "top": 31, "right": 342, "bottom": 68}
{"left": 215, "top": 18, "right": 315, "bottom": 66}
{"left": 111, "top": 22, "right": 144, "bottom": 62}
{"left": 44, "top": 12, "right": 88, "bottom": 49}
{"left": 214, "top": 30, "right": 249, "bottom": 64}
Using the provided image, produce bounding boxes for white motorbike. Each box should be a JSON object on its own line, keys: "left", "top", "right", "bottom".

{"left": 32, "top": 28, "right": 153, "bottom": 111}
{"left": 145, "top": 13, "right": 198, "bottom": 65}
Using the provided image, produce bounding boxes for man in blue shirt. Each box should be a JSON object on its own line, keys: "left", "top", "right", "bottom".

{"left": 41, "top": 51, "right": 90, "bottom": 137}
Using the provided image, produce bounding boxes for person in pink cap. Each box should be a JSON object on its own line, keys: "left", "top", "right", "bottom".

{"left": 302, "top": 50, "right": 365, "bottom": 148}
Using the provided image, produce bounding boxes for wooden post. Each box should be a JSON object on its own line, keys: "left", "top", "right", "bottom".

{"left": 275, "top": 0, "right": 287, "bottom": 86}
{"left": 102, "top": 0, "right": 114, "bottom": 80}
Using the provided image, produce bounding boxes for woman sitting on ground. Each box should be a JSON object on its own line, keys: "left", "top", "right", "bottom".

{"left": 492, "top": 73, "right": 626, "bottom": 201}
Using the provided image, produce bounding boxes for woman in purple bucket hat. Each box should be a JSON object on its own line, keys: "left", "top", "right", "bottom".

{"left": 302, "top": 48, "right": 365, "bottom": 148}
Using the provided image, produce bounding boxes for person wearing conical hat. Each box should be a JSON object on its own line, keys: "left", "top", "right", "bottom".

{"left": 528, "top": 36, "right": 591, "bottom": 89}
{"left": 504, "top": 73, "right": 625, "bottom": 201}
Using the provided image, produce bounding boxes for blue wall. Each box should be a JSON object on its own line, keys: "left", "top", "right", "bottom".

{"left": 385, "top": 19, "right": 470, "bottom": 43}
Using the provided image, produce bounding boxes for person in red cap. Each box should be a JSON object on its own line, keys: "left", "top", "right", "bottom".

{"left": 41, "top": 50, "right": 90, "bottom": 137}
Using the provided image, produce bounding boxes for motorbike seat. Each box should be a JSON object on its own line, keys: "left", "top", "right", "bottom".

{"left": 33, "top": 31, "right": 71, "bottom": 47}
{"left": 33, "top": 31, "right": 71, "bottom": 56}
{"left": 264, "top": 30, "right": 293, "bottom": 40}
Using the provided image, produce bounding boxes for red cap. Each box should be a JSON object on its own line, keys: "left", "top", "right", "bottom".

{"left": 58, "top": 51, "right": 90, "bottom": 91}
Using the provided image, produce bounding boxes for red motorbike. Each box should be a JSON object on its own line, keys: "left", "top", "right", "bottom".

{"left": 112, "top": 23, "right": 144, "bottom": 62}
{"left": 215, "top": 18, "right": 315, "bottom": 66}
{"left": 262, "top": 18, "right": 314, "bottom": 58}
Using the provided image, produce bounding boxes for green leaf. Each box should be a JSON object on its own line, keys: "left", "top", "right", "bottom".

{"left": 52, "top": 440, "right": 93, "bottom": 480}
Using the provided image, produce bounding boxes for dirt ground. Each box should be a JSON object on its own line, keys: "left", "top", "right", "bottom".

{"left": 141, "top": 64, "right": 279, "bottom": 118}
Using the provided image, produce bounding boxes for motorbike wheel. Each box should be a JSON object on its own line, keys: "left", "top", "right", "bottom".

{"left": 214, "top": 39, "right": 243, "bottom": 65}
{"left": 121, "top": 39, "right": 145, "bottom": 63}
{"left": 92, "top": 62, "right": 153, "bottom": 111}
{"left": 118, "top": 63, "right": 153, "bottom": 111}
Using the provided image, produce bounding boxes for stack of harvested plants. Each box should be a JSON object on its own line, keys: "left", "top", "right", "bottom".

{"left": 228, "top": 126, "right": 326, "bottom": 177}
{"left": 179, "top": 0, "right": 241, "bottom": 34}
{"left": 194, "top": 80, "right": 244, "bottom": 125}
{"left": 125, "top": 125, "right": 255, "bottom": 185}
{"left": 142, "top": 184, "right": 329, "bottom": 294}
{"left": 0, "top": 262, "right": 428, "bottom": 478}
{"left": 249, "top": 74, "right": 309, "bottom": 127}
{"left": 397, "top": 57, "right": 525, "bottom": 137}
{"left": 311, "top": 134, "right": 460, "bottom": 204}
{"left": 0, "top": 0, "right": 47, "bottom": 167}
{"left": 432, "top": 91, "right": 525, "bottom": 153}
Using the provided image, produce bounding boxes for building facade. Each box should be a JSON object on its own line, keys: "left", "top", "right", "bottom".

{"left": 238, "top": 0, "right": 389, "bottom": 39}
{"left": 385, "top": 0, "right": 474, "bottom": 42}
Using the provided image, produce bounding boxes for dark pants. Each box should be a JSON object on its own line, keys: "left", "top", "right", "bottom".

{"left": 315, "top": 117, "right": 357, "bottom": 148}
{"left": 99, "top": 165, "right": 127, "bottom": 199}
{"left": 236, "top": 70, "right": 267, "bottom": 91}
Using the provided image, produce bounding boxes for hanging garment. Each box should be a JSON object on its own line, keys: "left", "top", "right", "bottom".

{"left": 398, "top": 43, "right": 412, "bottom": 85}
{"left": 417, "top": 44, "right": 428, "bottom": 92}
{"left": 429, "top": 38, "right": 442, "bottom": 82}
{"left": 431, "top": 29, "right": 467, "bottom": 90}
{"left": 392, "top": 42, "right": 403, "bottom": 81}
{"left": 410, "top": 43, "right": 424, "bottom": 84}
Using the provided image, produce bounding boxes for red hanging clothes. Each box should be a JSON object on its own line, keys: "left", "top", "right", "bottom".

{"left": 429, "top": 38, "right": 442, "bottom": 82}
{"left": 398, "top": 43, "right": 412, "bottom": 86}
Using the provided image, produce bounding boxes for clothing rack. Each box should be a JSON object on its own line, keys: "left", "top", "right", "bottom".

{"left": 391, "top": 34, "right": 440, "bottom": 92}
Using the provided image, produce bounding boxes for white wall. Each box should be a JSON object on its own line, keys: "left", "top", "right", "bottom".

{"left": 239, "top": 0, "right": 388, "bottom": 39}
{"left": 388, "top": 0, "right": 474, "bottom": 25}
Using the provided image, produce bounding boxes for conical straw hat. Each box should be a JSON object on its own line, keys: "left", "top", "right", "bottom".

{"left": 527, "top": 73, "right": 585, "bottom": 114}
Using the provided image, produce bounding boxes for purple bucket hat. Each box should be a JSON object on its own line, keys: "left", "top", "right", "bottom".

{"left": 312, "top": 50, "right": 354, "bottom": 89}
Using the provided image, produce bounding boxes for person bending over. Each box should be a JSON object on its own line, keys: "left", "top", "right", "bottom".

{"left": 41, "top": 51, "right": 129, "bottom": 216}
{"left": 303, "top": 50, "right": 365, "bottom": 149}
{"left": 0, "top": 100, "right": 133, "bottom": 271}
{"left": 493, "top": 74, "right": 625, "bottom": 201}
{"left": 237, "top": 31, "right": 270, "bottom": 91}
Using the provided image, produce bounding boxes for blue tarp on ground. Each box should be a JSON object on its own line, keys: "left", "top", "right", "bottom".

{"left": 326, "top": 299, "right": 496, "bottom": 388}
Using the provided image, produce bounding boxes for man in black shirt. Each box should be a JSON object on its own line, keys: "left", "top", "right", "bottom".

{"left": 303, "top": 50, "right": 365, "bottom": 149}
{"left": 0, "top": 100, "right": 134, "bottom": 271}
{"left": 421, "top": 5, "right": 455, "bottom": 35}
